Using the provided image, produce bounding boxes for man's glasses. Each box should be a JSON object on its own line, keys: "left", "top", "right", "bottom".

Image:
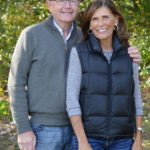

{"left": 50, "top": 0, "right": 79, "bottom": 6}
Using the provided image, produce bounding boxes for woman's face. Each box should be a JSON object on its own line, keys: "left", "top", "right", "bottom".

{"left": 90, "top": 6, "right": 118, "bottom": 42}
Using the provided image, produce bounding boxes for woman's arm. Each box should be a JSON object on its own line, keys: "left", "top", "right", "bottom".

{"left": 66, "top": 47, "right": 82, "bottom": 118}
{"left": 66, "top": 47, "right": 92, "bottom": 150}
{"left": 132, "top": 63, "right": 143, "bottom": 150}
{"left": 132, "top": 116, "right": 143, "bottom": 150}
{"left": 70, "top": 116, "right": 92, "bottom": 150}
{"left": 133, "top": 63, "right": 143, "bottom": 116}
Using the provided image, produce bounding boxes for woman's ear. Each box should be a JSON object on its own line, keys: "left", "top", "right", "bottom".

{"left": 114, "top": 15, "right": 119, "bottom": 26}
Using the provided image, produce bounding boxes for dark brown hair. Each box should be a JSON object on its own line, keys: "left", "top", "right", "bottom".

{"left": 80, "top": 0, "right": 129, "bottom": 47}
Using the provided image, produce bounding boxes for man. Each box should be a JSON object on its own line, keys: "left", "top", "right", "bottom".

{"left": 8, "top": 0, "right": 141, "bottom": 150}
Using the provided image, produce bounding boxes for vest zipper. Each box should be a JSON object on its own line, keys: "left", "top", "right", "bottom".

{"left": 106, "top": 60, "right": 112, "bottom": 140}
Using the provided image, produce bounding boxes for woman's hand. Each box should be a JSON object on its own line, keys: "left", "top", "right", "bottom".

{"left": 132, "top": 130, "right": 143, "bottom": 150}
{"left": 132, "top": 138, "right": 143, "bottom": 150}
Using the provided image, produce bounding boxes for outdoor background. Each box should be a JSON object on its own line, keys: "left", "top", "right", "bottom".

{"left": 0, "top": 0, "right": 149, "bottom": 149}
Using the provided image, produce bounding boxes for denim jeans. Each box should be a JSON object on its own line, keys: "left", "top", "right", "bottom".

{"left": 71, "top": 135, "right": 133, "bottom": 150}
{"left": 31, "top": 123, "right": 72, "bottom": 150}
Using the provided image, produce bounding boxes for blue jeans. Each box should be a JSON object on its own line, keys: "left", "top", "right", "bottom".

{"left": 71, "top": 135, "right": 133, "bottom": 150}
{"left": 31, "top": 123, "right": 72, "bottom": 150}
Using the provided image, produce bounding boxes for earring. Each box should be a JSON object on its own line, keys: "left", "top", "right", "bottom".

{"left": 87, "top": 29, "right": 92, "bottom": 34}
{"left": 114, "top": 25, "right": 118, "bottom": 31}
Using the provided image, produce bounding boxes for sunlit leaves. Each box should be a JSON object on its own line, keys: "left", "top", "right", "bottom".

{"left": 0, "top": 99, "right": 11, "bottom": 120}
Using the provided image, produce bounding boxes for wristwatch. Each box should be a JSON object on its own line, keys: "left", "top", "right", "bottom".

{"left": 136, "top": 127, "right": 143, "bottom": 133}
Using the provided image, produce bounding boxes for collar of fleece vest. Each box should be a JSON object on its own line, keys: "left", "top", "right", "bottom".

{"left": 88, "top": 31, "right": 125, "bottom": 55}
{"left": 44, "top": 15, "right": 78, "bottom": 36}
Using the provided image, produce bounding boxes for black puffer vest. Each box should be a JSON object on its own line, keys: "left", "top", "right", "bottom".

{"left": 76, "top": 33, "right": 136, "bottom": 139}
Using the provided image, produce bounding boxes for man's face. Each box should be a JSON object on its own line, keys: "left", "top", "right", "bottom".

{"left": 47, "top": 0, "right": 79, "bottom": 25}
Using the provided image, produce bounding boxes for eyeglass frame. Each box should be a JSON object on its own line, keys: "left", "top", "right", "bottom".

{"left": 49, "top": 0, "right": 79, "bottom": 6}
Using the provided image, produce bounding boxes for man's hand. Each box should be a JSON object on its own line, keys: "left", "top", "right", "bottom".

{"left": 79, "top": 143, "right": 93, "bottom": 150}
{"left": 128, "top": 46, "right": 142, "bottom": 63}
{"left": 18, "top": 131, "right": 36, "bottom": 150}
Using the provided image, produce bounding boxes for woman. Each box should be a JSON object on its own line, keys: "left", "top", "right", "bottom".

{"left": 66, "top": 0, "right": 143, "bottom": 150}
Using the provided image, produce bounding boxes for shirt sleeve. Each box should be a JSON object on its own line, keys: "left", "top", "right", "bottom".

{"left": 133, "top": 62, "right": 143, "bottom": 116}
{"left": 66, "top": 47, "right": 82, "bottom": 117}
{"left": 8, "top": 29, "right": 34, "bottom": 134}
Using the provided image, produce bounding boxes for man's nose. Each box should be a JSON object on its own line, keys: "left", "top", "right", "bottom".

{"left": 64, "top": 0, "right": 71, "bottom": 7}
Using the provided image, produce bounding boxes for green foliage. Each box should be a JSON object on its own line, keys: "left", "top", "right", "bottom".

{"left": 0, "top": 99, "right": 12, "bottom": 120}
